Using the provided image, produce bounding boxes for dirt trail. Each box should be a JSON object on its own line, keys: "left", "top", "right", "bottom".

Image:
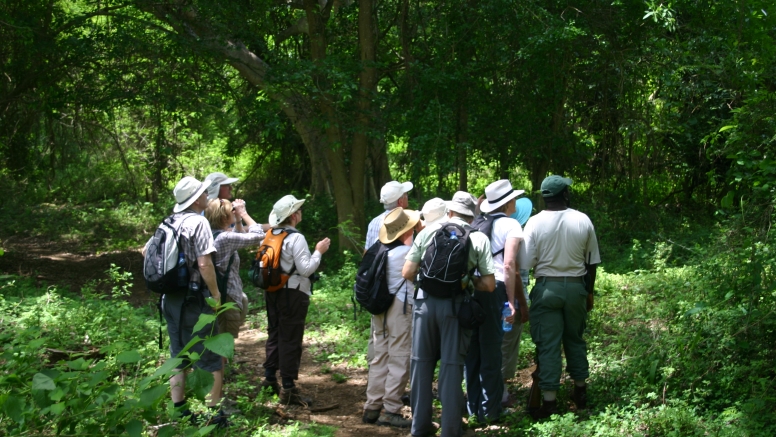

{"left": 0, "top": 237, "right": 534, "bottom": 436}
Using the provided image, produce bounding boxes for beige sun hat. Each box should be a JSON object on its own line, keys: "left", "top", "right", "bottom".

{"left": 447, "top": 191, "right": 477, "bottom": 217}
{"left": 479, "top": 179, "right": 525, "bottom": 213}
{"left": 206, "top": 172, "right": 240, "bottom": 200}
{"left": 269, "top": 195, "right": 306, "bottom": 227}
{"left": 173, "top": 177, "right": 212, "bottom": 213}
{"left": 421, "top": 198, "right": 448, "bottom": 226}
{"left": 379, "top": 207, "right": 421, "bottom": 244}
{"left": 380, "top": 181, "right": 414, "bottom": 204}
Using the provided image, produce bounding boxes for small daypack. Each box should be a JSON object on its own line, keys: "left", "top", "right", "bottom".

{"left": 211, "top": 230, "right": 236, "bottom": 304}
{"left": 470, "top": 213, "right": 504, "bottom": 258}
{"left": 249, "top": 228, "right": 297, "bottom": 292}
{"left": 143, "top": 213, "right": 196, "bottom": 295}
{"left": 353, "top": 240, "right": 404, "bottom": 316}
{"left": 419, "top": 223, "right": 472, "bottom": 298}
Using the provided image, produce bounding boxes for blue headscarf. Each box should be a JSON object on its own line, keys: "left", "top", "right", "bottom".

{"left": 510, "top": 197, "right": 533, "bottom": 226}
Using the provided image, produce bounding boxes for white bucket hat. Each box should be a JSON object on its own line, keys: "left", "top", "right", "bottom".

{"left": 479, "top": 179, "right": 525, "bottom": 213}
{"left": 206, "top": 172, "right": 240, "bottom": 200}
{"left": 173, "top": 177, "right": 211, "bottom": 213}
{"left": 421, "top": 198, "right": 448, "bottom": 226}
{"left": 269, "top": 194, "right": 306, "bottom": 227}
{"left": 447, "top": 191, "right": 477, "bottom": 217}
{"left": 380, "top": 181, "right": 413, "bottom": 204}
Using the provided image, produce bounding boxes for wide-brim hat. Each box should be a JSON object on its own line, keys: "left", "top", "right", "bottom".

{"left": 269, "top": 195, "right": 306, "bottom": 226}
{"left": 206, "top": 172, "right": 240, "bottom": 200}
{"left": 380, "top": 181, "right": 413, "bottom": 204}
{"left": 173, "top": 177, "right": 211, "bottom": 213}
{"left": 421, "top": 197, "right": 448, "bottom": 226}
{"left": 447, "top": 191, "right": 477, "bottom": 217}
{"left": 541, "top": 175, "right": 573, "bottom": 197}
{"left": 379, "top": 207, "right": 421, "bottom": 244}
{"left": 480, "top": 179, "right": 525, "bottom": 213}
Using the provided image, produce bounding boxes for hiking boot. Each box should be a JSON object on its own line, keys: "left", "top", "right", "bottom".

{"left": 279, "top": 386, "right": 313, "bottom": 407}
{"left": 401, "top": 393, "right": 411, "bottom": 406}
{"left": 572, "top": 385, "right": 587, "bottom": 409}
{"left": 377, "top": 412, "right": 412, "bottom": 428}
{"left": 206, "top": 410, "right": 230, "bottom": 429}
{"left": 259, "top": 379, "right": 280, "bottom": 396}
{"left": 363, "top": 409, "right": 381, "bottom": 424}
{"left": 529, "top": 399, "right": 558, "bottom": 420}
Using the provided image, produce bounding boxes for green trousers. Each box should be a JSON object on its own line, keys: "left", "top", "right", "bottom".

{"left": 529, "top": 278, "right": 589, "bottom": 392}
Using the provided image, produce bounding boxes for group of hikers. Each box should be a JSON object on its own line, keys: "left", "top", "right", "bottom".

{"left": 144, "top": 172, "right": 600, "bottom": 437}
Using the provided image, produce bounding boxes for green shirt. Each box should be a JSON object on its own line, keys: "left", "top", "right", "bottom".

{"left": 406, "top": 216, "right": 496, "bottom": 277}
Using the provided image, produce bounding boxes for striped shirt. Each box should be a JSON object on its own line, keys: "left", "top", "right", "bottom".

{"left": 365, "top": 210, "right": 390, "bottom": 250}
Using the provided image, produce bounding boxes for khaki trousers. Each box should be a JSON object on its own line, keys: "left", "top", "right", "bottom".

{"left": 364, "top": 294, "right": 413, "bottom": 414}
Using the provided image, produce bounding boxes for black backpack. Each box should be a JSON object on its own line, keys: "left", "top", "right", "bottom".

{"left": 470, "top": 213, "right": 505, "bottom": 258}
{"left": 419, "top": 223, "right": 472, "bottom": 298}
{"left": 143, "top": 213, "right": 196, "bottom": 295}
{"left": 353, "top": 240, "right": 405, "bottom": 317}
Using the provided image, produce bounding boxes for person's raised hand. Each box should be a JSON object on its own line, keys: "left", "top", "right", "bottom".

{"left": 315, "top": 237, "right": 331, "bottom": 255}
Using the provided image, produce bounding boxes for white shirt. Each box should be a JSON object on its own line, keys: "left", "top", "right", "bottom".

{"left": 521, "top": 209, "right": 601, "bottom": 277}
{"left": 278, "top": 226, "right": 322, "bottom": 295}
{"left": 386, "top": 245, "right": 413, "bottom": 303}
{"left": 488, "top": 213, "right": 523, "bottom": 283}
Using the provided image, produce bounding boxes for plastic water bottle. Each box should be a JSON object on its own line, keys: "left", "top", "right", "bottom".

{"left": 502, "top": 302, "right": 513, "bottom": 332}
{"left": 450, "top": 230, "right": 458, "bottom": 240}
{"left": 176, "top": 252, "right": 187, "bottom": 287}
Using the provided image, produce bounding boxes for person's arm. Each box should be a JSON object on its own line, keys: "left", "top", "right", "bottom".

{"left": 198, "top": 255, "right": 221, "bottom": 303}
{"left": 472, "top": 273, "right": 495, "bottom": 292}
{"left": 289, "top": 234, "right": 330, "bottom": 277}
{"left": 233, "top": 199, "right": 268, "bottom": 231}
{"left": 402, "top": 260, "right": 419, "bottom": 281}
{"left": 585, "top": 263, "right": 598, "bottom": 311}
{"left": 503, "top": 237, "right": 528, "bottom": 323}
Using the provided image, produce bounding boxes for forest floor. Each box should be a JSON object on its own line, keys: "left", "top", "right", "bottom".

{"left": 0, "top": 236, "right": 535, "bottom": 436}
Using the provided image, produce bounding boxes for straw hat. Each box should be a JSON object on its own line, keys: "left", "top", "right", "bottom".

{"left": 479, "top": 180, "right": 525, "bottom": 213}
{"left": 173, "top": 177, "right": 212, "bottom": 213}
{"left": 269, "top": 195, "right": 306, "bottom": 227}
{"left": 379, "top": 207, "right": 421, "bottom": 244}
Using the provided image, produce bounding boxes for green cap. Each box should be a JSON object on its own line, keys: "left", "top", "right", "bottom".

{"left": 540, "top": 175, "right": 573, "bottom": 197}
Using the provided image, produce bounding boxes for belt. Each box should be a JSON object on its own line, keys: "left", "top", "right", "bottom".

{"left": 535, "top": 276, "right": 584, "bottom": 283}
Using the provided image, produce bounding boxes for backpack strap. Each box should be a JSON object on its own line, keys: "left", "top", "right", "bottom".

{"left": 489, "top": 215, "right": 505, "bottom": 258}
{"left": 210, "top": 230, "right": 236, "bottom": 304}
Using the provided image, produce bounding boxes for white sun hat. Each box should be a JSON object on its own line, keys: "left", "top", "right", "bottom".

{"left": 479, "top": 179, "right": 525, "bottom": 213}
{"left": 269, "top": 194, "right": 306, "bottom": 227}
{"left": 206, "top": 172, "right": 240, "bottom": 200}
{"left": 380, "top": 181, "right": 413, "bottom": 204}
{"left": 173, "top": 177, "right": 212, "bottom": 213}
{"left": 421, "top": 198, "right": 448, "bottom": 226}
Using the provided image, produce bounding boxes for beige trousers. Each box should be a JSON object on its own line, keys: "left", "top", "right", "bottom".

{"left": 364, "top": 294, "right": 413, "bottom": 414}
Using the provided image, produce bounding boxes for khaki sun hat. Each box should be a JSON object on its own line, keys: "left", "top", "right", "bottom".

{"left": 447, "top": 191, "right": 477, "bottom": 217}
{"left": 206, "top": 172, "right": 240, "bottom": 200}
{"left": 269, "top": 194, "right": 306, "bottom": 227}
{"left": 479, "top": 179, "right": 525, "bottom": 213}
{"left": 173, "top": 177, "right": 212, "bottom": 213}
{"left": 379, "top": 207, "right": 421, "bottom": 244}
